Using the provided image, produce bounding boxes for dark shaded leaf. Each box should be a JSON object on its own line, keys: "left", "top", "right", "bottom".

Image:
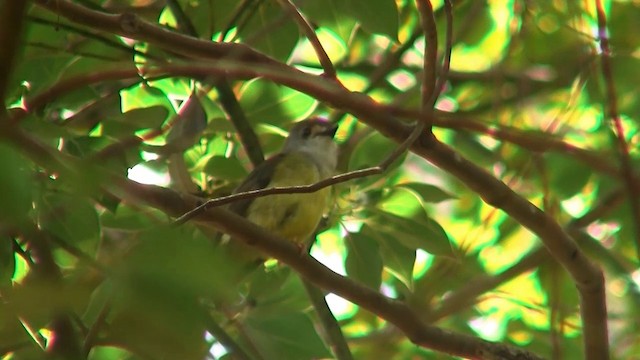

{"left": 293, "top": 0, "right": 356, "bottom": 42}
{"left": 399, "top": 182, "right": 456, "bottom": 203}
{"left": 347, "top": 0, "right": 398, "bottom": 40}
{"left": 0, "top": 143, "right": 32, "bottom": 227}
{"left": 204, "top": 155, "right": 249, "bottom": 181}
{"left": 39, "top": 194, "right": 100, "bottom": 245}
{"left": 371, "top": 210, "right": 453, "bottom": 257}
{"left": 345, "top": 229, "right": 383, "bottom": 289}
{"left": 243, "top": 312, "right": 332, "bottom": 359}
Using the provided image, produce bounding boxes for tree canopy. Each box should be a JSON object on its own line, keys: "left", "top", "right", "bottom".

{"left": 1, "top": 0, "right": 639, "bottom": 359}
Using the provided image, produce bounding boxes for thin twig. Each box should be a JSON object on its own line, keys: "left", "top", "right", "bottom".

{"left": 166, "top": 0, "right": 265, "bottom": 167}
{"left": 4, "top": 102, "right": 544, "bottom": 359}
{"left": 594, "top": 0, "right": 640, "bottom": 259}
{"left": 329, "top": 26, "right": 422, "bottom": 124}
{"left": 303, "top": 279, "right": 354, "bottom": 360}
{"left": 430, "top": 0, "right": 453, "bottom": 106}
{"left": 277, "top": 0, "right": 336, "bottom": 78}
{"left": 216, "top": 80, "right": 265, "bottom": 166}
{"left": 26, "top": 41, "right": 124, "bottom": 62}
{"left": 22, "top": 1, "right": 611, "bottom": 356}
{"left": 165, "top": 0, "right": 198, "bottom": 36}
{"left": 82, "top": 301, "right": 112, "bottom": 357}
{"left": 174, "top": 116, "right": 426, "bottom": 225}
{"left": 12, "top": 238, "right": 36, "bottom": 267}
{"left": 415, "top": 0, "right": 438, "bottom": 117}
{"left": 48, "top": 234, "right": 108, "bottom": 274}
{"left": 200, "top": 308, "right": 253, "bottom": 360}
{"left": 218, "top": 0, "right": 260, "bottom": 42}
{"left": 27, "top": 15, "right": 151, "bottom": 59}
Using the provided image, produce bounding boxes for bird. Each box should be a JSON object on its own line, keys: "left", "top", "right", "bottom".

{"left": 228, "top": 118, "right": 339, "bottom": 249}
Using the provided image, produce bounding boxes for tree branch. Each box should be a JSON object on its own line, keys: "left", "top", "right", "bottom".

{"left": 24, "top": 2, "right": 610, "bottom": 356}
{"left": 165, "top": 0, "right": 265, "bottom": 167}
{"left": 302, "top": 280, "right": 353, "bottom": 360}
{"left": 415, "top": 0, "right": 438, "bottom": 115}
{"left": 277, "top": 0, "right": 336, "bottom": 79}
{"left": 1, "top": 122, "right": 543, "bottom": 359}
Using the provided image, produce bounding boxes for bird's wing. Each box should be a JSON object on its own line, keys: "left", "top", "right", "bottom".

{"left": 227, "top": 153, "right": 286, "bottom": 217}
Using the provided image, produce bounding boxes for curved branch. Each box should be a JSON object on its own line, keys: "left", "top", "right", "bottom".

{"left": 33, "top": 0, "right": 282, "bottom": 66}
{"left": 1, "top": 121, "right": 543, "bottom": 359}
{"left": 415, "top": 0, "right": 438, "bottom": 113}
{"left": 277, "top": 0, "right": 336, "bottom": 78}
{"left": 112, "top": 177, "right": 543, "bottom": 360}
{"left": 25, "top": 2, "right": 610, "bottom": 356}
{"left": 165, "top": 0, "right": 265, "bottom": 167}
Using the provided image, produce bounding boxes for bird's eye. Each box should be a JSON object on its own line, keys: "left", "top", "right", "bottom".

{"left": 301, "top": 126, "right": 312, "bottom": 138}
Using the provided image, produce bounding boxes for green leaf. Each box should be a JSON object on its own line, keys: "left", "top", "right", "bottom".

{"left": 345, "top": 230, "right": 383, "bottom": 289}
{"left": 609, "top": 56, "right": 640, "bottom": 118}
{"left": 122, "top": 106, "right": 169, "bottom": 130}
{"left": 245, "top": 267, "right": 316, "bottom": 317}
{"left": 349, "top": 131, "right": 406, "bottom": 174}
{"left": 243, "top": 312, "right": 332, "bottom": 359}
{"left": 347, "top": 0, "right": 399, "bottom": 40}
{"left": 203, "top": 155, "right": 249, "bottom": 181}
{"left": 0, "top": 143, "right": 32, "bottom": 227}
{"left": 120, "top": 85, "right": 174, "bottom": 113}
{"left": 100, "top": 204, "right": 166, "bottom": 230}
{"left": 238, "top": 80, "right": 318, "bottom": 128}
{"left": 11, "top": 50, "right": 71, "bottom": 97}
{"left": 399, "top": 182, "right": 456, "bottom": 203}
{"left": 82, "top": 280, "right": 114, "bottom": 327}
{"left": 449, "top": 131, "right": 498, "bottom": 168}
{"left": 88, "top": 346, "right": 136, "bottom": 360}
{"left": 39, "top": 194, "right": 100, "bottom": 245}
{"left": 293, "top": 0, "right": 357, "bottom": 42}
{"left": 239, "top": 1, "right": 299, "bottom": 61}
{"left": 365, "top": 225, "right": 415, "bottom": 288}
{"left": 102, "top": 106, "right": 169, "bottom": 136}
{"left": 0, "top": 236, "right": 16, "bottom": 288}
{"left": 545, "top": 152, "right": 591, "bottom": 199}
{"left": 247, "top": 266, "right": 292, "bottom": 301}
{"left": 294, "top": 27, "right": 348, "bottom": 65}
{"left": 378, "top": 187, "right": 422, "bottom": 217}
{"left": 119, "top": 227, "right": 240, "bottom": 301}
{"left": 370, "top": 210, "right": 453, "bottom": 257}
{"left": 63, "top": 94, "right": 122, "bottom": 134}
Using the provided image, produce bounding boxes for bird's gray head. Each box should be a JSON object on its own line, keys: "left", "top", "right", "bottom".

{"left": 282, "top": 118, "right": 339, "bottom": 177}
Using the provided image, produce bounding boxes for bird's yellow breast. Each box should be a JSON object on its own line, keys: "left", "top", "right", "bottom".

{"left": 245, "top": 152, "right": 330, "bottom": 243}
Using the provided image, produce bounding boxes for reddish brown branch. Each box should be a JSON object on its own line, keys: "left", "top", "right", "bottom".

{"left": 26, "top": 2, "right": 610, "bottom": 356}
{"left": 277, "top": 0, "right": 336, "bottom": 78}
{"left": 436, "top": 0, "right": 453, "bottom": 102}
{"left": 16, "top": 59, "right": 617, "bottom": 182}
{"left": 113, "top": 178, "right": 543, "bottom": 360}
{"left": 415, "top": 0, "right": 438, "bottom": 115}
{"left": 1, "top": 121, "right": 543, "bottom": 359}
{"left": 32, "top": 0, "right": 282, "bottom": 66}
{"left": 17, "top": 67, "right": 142, "bottom": 121}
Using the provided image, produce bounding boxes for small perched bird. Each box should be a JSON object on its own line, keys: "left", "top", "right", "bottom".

{"left": 228, "top": 118, "right": 339, "bottom": 248}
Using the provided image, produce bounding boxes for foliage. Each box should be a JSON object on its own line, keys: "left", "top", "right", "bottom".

{"left": 1, "top": 0, "right": 639, "bottom": 359}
